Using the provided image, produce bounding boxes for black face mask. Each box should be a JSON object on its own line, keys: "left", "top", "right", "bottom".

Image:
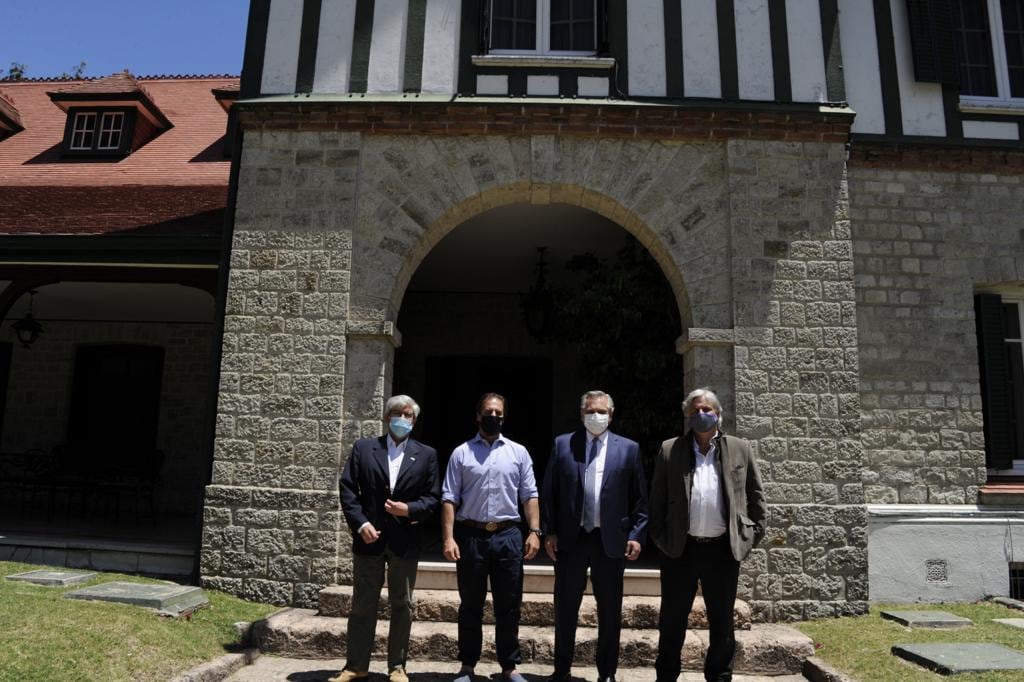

{"left": 480, "top": 415, "right": 503, "bottom": 436}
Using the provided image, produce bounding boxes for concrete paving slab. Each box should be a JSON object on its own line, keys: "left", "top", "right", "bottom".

{"left": 6, "top": 569, "right": 97, "bottom": 586}
{"left": 994, "top": 618, "right": 1024, "bottom": 630}
{"left": 224, "top": 657, "right": 807, "bottom": 682}
{"left": 892, "top": 643, "right": 1024, "bottom": 674}
{"left": 64, "top": 581, "right": 208, "bottom": 616}
{"left": 880, "top": 610, "right": 973, "bottom": 628}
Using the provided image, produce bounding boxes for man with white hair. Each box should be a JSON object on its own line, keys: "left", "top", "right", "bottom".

{"left": 333, "top": 395, "right": 440, "bottom": 682}
{"left": 541, "top": 390, "right": 648, "bottom": 682}
{"left": 649, "top": 388, "right": 766, "bottom": 682}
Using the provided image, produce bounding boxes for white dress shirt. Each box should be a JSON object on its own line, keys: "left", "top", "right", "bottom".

{"left": 688, "top": 435, "right": 727, "bottom": 538}
{"left": 582, "top": 430, "right": 608, "bottom": 529}
{"left": 387, "top": 435, "right": 407, "bottom": 490}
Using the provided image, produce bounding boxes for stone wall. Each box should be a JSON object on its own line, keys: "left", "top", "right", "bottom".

{"left": 727, "top": 140, "right": 867, "bottom": 620}
{"left": 2, "top": 320, "right": 213, "bottom": 515}
{"left": 849, "top": 158, "right": 1024, "bottom": 504}
{"left": 206, "top": 115, "right": 868, "bottom": 619}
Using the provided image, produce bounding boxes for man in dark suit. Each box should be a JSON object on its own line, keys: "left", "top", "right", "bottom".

{"left": 541, "top": 390, "right": 648, "bottom": 682}
{"left": 334, "top": 395, "right": 441, "bottom": 682}
{"left": 649, "top": 388, "right": 766, "bottom": 682}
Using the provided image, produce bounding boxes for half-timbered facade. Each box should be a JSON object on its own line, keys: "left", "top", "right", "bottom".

{"left": 198, "top": 1, "right": 1024, "bottom": 616}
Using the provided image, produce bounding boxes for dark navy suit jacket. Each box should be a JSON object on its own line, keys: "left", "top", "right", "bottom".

{"left": 339, "top": 435, "right": 440, "bottom": 559}
{"left": 541, "top": 429, "right": 648, "bottom": 558}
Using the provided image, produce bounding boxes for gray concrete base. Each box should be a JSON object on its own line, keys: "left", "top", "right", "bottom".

{"left": 992, "top": 596, "right": 1024, "bottom": 611}
{"left": 171, "top": 649, "right": 261, "bottom": 682}
{"left": 65, "top": 581, "right": 208, "bottom": 616}
{"left": 6, "top": 569, "right": 97, "bottom": 586}
{"left": 993, "top": 618, "right": 1024, "bottom": 630}
{"left": 892, "top": 643, "right": 1024, "bottom": 674}
{"left": 880, "top": 610, "right": 973, "bottom": 628}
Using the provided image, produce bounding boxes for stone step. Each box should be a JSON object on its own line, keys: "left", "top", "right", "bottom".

{"left": 416, "top": 561, "right": 662, "bottom": 595}
{"left": 253, "top": 609, "right": 813, "bottom": 675}
{"left": 318, "top": 585, "right": 752, "bottom": 630}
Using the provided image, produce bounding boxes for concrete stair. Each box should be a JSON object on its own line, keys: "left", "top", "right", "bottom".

{"left": 252, "top": 608, "right": 814, "bottom": 675}
{"left": 318, "top": 585, "right": 753, "bottom": 630}
{"left": 414, "top": 561, "right": 662, "bottom": 595}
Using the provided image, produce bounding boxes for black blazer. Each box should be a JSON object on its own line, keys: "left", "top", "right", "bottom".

{"left": 541, "top": 429, "right": 648, "bottom": 558}
{"left": 339, "top": 435, "right": 440, "bottom": 558}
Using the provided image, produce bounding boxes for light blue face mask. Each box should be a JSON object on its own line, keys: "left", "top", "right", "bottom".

{"left": 688, "top": 410, "right": 719, "bottom": 434}
{"left": 389, "top": 416, "right": 413, "bottom": 439}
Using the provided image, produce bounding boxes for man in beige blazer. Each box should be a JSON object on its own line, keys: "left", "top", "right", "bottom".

{"left": 648, "top": 388, "right": 766, "bottom": 682}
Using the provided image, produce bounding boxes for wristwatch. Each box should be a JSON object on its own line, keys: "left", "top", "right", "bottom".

{"left": 529, "top": 528, "right": 544, "bottom": 537}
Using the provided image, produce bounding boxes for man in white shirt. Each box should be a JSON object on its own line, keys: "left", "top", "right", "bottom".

{"left": 335, "top": 395, "right": 440, "bottom": 682}
{"left": 648, "top": 388, "right": 766, "bottom": 682}
{"left": 541, "top": 390, "right": 648, "bottom": 682}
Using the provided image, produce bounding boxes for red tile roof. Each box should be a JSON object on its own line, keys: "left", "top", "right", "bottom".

{"left": 0, "top": 75, "right": 236, "bottom": 235}
{"left": 46, "top": 71, "right": 151, "bottom": 97}
{"left": 0, "top": 90, "right": 23, "bottom": 131}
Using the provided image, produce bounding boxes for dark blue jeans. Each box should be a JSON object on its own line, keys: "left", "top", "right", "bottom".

{"left": 455, "top": 524, "right": 524, "bottom": 670}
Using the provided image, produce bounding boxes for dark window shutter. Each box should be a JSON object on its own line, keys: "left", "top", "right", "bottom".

{"left": 906, "top": 0, "right": 959, "bottom": 83}
{"left": 480, "top": 1, "right": 490, "bottom": 53}
{"left": 975, "top": 293, "right": 1015, "bottom": 469}
{"left": 596, "top": 0, "right": 609, "bottom": 55}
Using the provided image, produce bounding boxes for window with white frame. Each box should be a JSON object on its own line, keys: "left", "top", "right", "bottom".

{"left": 97, "top": 112, "right": 125, "bottom": 150}
{"left": 489, "top": 0, "right": 598, "bottom": 55}
{"left": 70, "top": 112, "right": 97, "bottom": 150}
{"left": 953, "top": 0, "right": 1024, "bottom": 101}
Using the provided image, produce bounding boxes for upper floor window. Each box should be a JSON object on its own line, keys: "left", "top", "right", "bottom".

{"left": 953, "top": 0, "right": 1024, "bottom": 100}
{"left": 488, "top": 0, "right": 598, "bottom": 56}
{"left": 64, "top": 108, "right": 134, "bottom": 155}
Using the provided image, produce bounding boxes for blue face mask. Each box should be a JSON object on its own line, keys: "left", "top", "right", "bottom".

{"left": 389, "top": 416, "right": 413, "bottom": 440}
{"left": 688, "top": 410, "right": 719, "bottom": 434}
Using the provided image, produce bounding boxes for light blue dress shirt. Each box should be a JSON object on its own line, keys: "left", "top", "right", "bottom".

{"left": 442, "top": 433, "right": 538, "bottom": 523}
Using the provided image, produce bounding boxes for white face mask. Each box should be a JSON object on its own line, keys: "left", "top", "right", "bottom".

{"left": 583, "top": 412, "right": 610, "bottom": 435}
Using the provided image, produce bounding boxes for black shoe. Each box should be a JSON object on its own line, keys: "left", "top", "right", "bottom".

{"left": 546, "top": 672, "right": 571, "bottom": 682}
{"left": 596, "top": 677, "right": 616, "bottom": 682}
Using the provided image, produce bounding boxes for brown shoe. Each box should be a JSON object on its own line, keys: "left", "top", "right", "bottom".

{"left": 328, "top": 671, "right": 368, "bottom": 682}
{"left": 390, "top": 667, "right": 409, "bottom": 682}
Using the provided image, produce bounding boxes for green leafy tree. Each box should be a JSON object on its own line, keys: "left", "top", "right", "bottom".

{"left": 59, "top": 62, "right": 87, "bottom": 79}
{"left": 555, "top": 239, "right": 684, "bottom": 471}
{"left": 2, "top": 62, "right": 27, "bottom": 81}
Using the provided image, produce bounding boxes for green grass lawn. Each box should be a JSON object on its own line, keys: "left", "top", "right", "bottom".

{"left": 0, "top": 560, "right": 278, "bottom": 682}
{"left": 795, "top": 602, "right": 1024, "bottom": 682}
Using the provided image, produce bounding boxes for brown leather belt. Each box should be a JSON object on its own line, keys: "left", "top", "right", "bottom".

{"left": 459, "top": 519, "right": 518, "bottom": 532}
{"left": 688, "top": 534, "right": 726, "bottom": 544}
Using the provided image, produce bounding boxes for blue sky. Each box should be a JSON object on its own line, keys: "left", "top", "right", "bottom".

{"left": 0, "top": 1, "right": 250, "bottom": 79}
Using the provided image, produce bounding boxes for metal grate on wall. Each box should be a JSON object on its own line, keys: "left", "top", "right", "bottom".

{"left": 1012, "top": 562, "right": 1024, "bottom": 600}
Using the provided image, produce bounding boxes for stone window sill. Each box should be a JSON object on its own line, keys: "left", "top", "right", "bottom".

{"left": 959, "top": 98, "right": 1024, "bottom": 115}
{"left": 472, "top": 55, "right": 615, "bottom": 70}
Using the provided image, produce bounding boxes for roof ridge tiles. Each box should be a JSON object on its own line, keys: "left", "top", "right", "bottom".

{"left": 5, "top": 73, "right": 239, "bottom": 84}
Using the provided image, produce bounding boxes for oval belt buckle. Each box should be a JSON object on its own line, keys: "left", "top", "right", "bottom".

{"left": 485, "top": 521, "right": 498, "bottom": 532}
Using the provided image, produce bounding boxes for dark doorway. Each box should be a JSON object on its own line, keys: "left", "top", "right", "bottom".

{"left": 419, "top": 355, "right": 553, "bottom": 477}
{"left": 67, "top": 344, "right": 165, "bottom": 466}
{"left": 0, "top": 342, "right": 11, "bottom": 445}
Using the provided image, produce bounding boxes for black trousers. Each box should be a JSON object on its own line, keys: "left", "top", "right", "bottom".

{"left": 655, "top": 536, "right": 740, "bottom": 682}
{"left": 552, "top": 528, "right": 626, "bottom": 678}
{"left": 455, "top": 524, "right": 524, "bottom": 670}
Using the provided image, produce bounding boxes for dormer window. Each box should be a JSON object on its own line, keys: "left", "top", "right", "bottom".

{"left": 488, "top": 0, "right": 599, "bottom": 56}
{"left": 0, "top": 90, "right": 24, "bottom": 140}
{"left": 64, "top": 108, "right": 134, "bottom": 155}
{"left": 47, "top": 72, "right": 171, "bottom": 158}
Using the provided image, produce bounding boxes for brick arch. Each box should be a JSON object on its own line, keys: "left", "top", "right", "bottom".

{"left": 388, "top": 183, "right": 694, "bottom": 329}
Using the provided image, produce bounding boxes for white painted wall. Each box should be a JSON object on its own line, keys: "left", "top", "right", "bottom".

{"left": 869, "top": 505, "right": 1024, "bottom": 602}
{"left": 367, "top": 0, "right": 409, "bottom": 93}
{"left": 314, "top": 0, "right": 358, "bottom": 94}
{"left": 734, "top": 0, "right": 774, "bottom": 101}
{"left": 527, "top": 75, "right": 559, "bottom": 96}
{"left": 681, "top": 0, "right": 721, "bottom": 98}
{"left": 890, "top": 0, "right": 946, "bottom": 136}
{"left": 628, "top": 1, "right": 668, "bottom": 97}
{"left": 838, "top": 0, "right": 885, "bottom": 133}
{"left": 786, "top": 0, "right": 827, "bottom": 102}
{"left": 420, "top": 0, "right": 462, "bottom": 94}
{"left": 261, "top": 0, "right": 305, "bottom": 94}
{"left": 578, "top": 76, "right": 609, "bottom": 97}
{"left": 476, "top": 75, "right": 508, "bottom": 96}
{"left": 963, "top": 120, "right": 1020, "bottom": 140}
